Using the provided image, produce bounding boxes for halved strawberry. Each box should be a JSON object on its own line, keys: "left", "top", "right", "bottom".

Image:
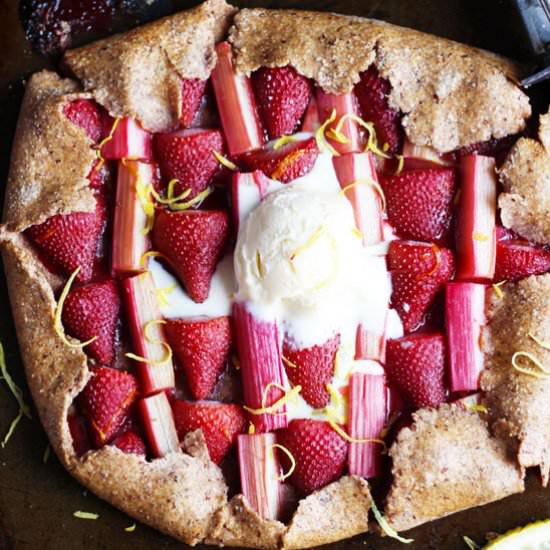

{"left": 165, "top": 317, "right": 232, "bottom": 400}
{"left": 354, "top": 66, "right": 403, "bottom": 154}
{"left": 380, "top": 168, "right": 456, "bottom": 242}
{"left": 62, "top": 279, "right": 120, "bottom": 366}
{"left": 495, "top": 240, "right": 550, "bottom": 282}
{"left": 388, "top": 240, "right": 455, "bottom": 333}
{"left": 252, "top": 66, "right": 312, "bottom": 139}
{"left": 78, "top": 366, "right": 139, "bottom": 447}
{"left": 282, "top": 334, "right": 340, "bottom": 409}
{"left": 68, "top": 413, "right": 92, "bottom": 456}
{"left": 26, "top": 197, "right": 106, "bottom": 283}
{"left": 152, "top": 210, "right": 229, "bottom": 303}
{"left": 112, "top": 430, "right": 146, "bottom": 456}
{"left": 171, "top": 400, "right": 246, "bottom": 464}
{"left": 180, "top": 78, "right": 207, "bottom": 127}
{"left": 242, "top": 137, "right": 318, "bottom": 183}
{"left": 154, "top": 128, "right": 224, "bottom": 199}
{"left": 277, "top": 419, "right": 348, "bottom": 496}
{"left": 63, "top": 98, "right": 103, "bottom": 142}
{"left": 385, "top": 333, "right": 447, "bottom": 409}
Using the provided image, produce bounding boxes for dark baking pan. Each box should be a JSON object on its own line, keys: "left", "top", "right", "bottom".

{"left": 0, "top": 1, "right": 549, "bottom": 549}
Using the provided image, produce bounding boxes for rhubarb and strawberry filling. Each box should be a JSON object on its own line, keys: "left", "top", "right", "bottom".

{"left": 16, "top": 36, "right": 549, "bottom": 532}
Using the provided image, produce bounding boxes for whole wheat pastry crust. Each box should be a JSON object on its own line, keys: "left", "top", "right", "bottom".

{"left": 0, "top": 1, "right": 543, "bottom": 547}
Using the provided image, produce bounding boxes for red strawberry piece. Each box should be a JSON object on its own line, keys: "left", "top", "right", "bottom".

{"left": 252, "top": 66, "right": 312, "bottom": 139}
{"left": 496, "top": 225, "right": 519, "bottom": 242}
{"left": 78, "top": 366, "right": 139, "bottom": 447}
{"left": 152, "top": 210, "right": 229, "bottom": 303}
{"left": 278, "top": 419, "right": 348, "bottom": 496}
{"left": 62, "top": 280, "right": 120, "bottom": 366}
{"left": 282, "top": 334, "right": 340, "bottom": 409}
{"left": 242, "top": 137, "right": 318, "bottom": 183}
{"left": 63, "top": 98, "right": 103, "bottom": 142}
{"left": 26, "top": 198, "right": 106, "bottom": 283}
{"left": 388, "top": 240, "right": 455, "bottom": 333}
{"left": 495, "top": 240, "right": 550, "bottom": 282}
{"left": 154, "top": 128, "right": 224, "bottom": 199}
{"left": 165, "top": 317, "right": 232, "bottom": 400}
{"left": 171, "top": 400, "right": 246, "bottom": 464}
{"left": 354, "top": 66, "right": 403, "bottom": 154}
{"left": 180, "top": 78, "right": 207, "bottom": 127}
{"left": 381, "top": 168, "right": 456, "bottom": 242}
{"left": 68, "top": 413, "right": 92, "bottom": 456}
{"left": 112, "top": 430, "right": 146, "bottom": 456}
{"left": 456, "top": 134, "right": 518, "bottom": 165}
{"left": 385, "top": 333, "right": 447, "bottom": 409}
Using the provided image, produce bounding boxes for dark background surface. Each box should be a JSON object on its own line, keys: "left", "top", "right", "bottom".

{"left": 1, "top": 1, "right": 550, "bottom": 549}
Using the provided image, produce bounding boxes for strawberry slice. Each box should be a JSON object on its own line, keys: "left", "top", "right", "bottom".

{"left": 78, "top": 366, "right": 139, "bottom": 448}
{"left": 385, "top": 333, "right": 447, "bottom": 409}
{"left": 26, "top": 198, "right": 106, "bottom": 283}
{"left": 62, "top": 279, "right": 120, "bottom": 366}
{"left": 354, "top": 66, "right": 403, "bottom": 154}
{"left": 68, "top": 413, "right": 92, "bottom": 456}
{"left": 180, "top": 78, "right": 207, "bottom": 127}
{"left": 112, "top": 430, "right": 146, "bottom": 456}
{"left": 63, "top": 98, "right": 103, "bottom": 142}
{"left": 165, "top": 317, "right": 232, "bottom": 400}
{"left": 380, "top": 168, "right": 456, "bottom": 242}
{"left": 154, "top": 128, "right": 224, "bottom": 199}
{"left": 388, "top": 240, "right": 455, "bottom": 333}
{"left": 152, "top": 210, "right": 229, "bottom": 303}
{"left": 282, "top": 334, "right": 340, "bottom": 409}
{"left": 171, "top": 400, "right": 246, "bottom": 464}
{"left": 495, "top": 240, "right": 550, "bottom": 282}
{"left": 252, "top": 66, "right": 312, "bottom": 139}
{"left": 242, "top": 137, "right": 318, "bottom": 183}
{"left": 277, "top": 419, "right": 348, "bottom": 496}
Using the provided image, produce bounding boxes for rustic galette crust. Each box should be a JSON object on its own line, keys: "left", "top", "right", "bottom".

{"left": 230, "top": 8, "right": 531, "bottom": 152}
{"left": 385, "top": 404, "right": 524, "bottom": 532}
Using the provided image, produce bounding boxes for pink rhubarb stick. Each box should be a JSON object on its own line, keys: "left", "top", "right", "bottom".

{"left": 348, "top": 369, "right": 387, "bottom": 479}
{"left": 122, "top": 272, "right": 175, "bottom": 395}
{"left": 112, "top": 159, "right": 153, "bottom": 276}
{"left": 138, "top": 392, "right": 179, "bottom": 457}
{"left": 455, "top": 154, "right": 497, "bottom": 281}
{"left": 316, "top": 90, "right": 362, "bottom": 154}
{"left": 211, "top": 42, "right": 265, "bottom": 156}
{"left": 101, "top": 116, "right": 152, "bottom": 160}
{"left": 238, "top": 433, "right": 285, "bottom": 520}
{"left": 232, "top": 302, "right": 287, "bottom": 432}
{"left": 445, "top": 282, "right": 486, "bottom": 393}
{"left": 301, "top": 96, "right": 320, "bottom": 133}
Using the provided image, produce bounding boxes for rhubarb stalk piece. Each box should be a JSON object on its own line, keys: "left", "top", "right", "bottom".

{"left": 301, "top": 97, "right": 320, "bottom": 133}
{"left": 445, "top": 282, "right": 486, "bottom": 393}
{"left": 402, "top": 138, "right": 454, "bottom": 170}
{"left": 455, "top": 154, "right": 497, "bottom": 281}
{"left": 211, "top": 42, "right": 265, "bottom": 156}
{"left": 316, "top": 90, "right": 362, "bottom": 154}
{"left": 231, "top": 170, "right": 270, "bottom": 232}
{"left": 238, "top": 432, "right": 285, "bottom": 520}
{"left": 232, "top": 302, "right": 288, "bottom": 432}
{"left": 348, "top": 370, "right": 387, "bottom": 479}
{"left": 101, "top": 116, "right": 152, "bottom": 160}
{"left": 122, "top": 272, "right": 175, "bottom": 395}
{"left": 138, "top": 392, "right": 179, "bottom": 457}
{"left": 112, "top": 160, "right": 153, "bottom": 276}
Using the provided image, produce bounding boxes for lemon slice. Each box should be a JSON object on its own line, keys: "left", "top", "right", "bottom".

{"left": 483, "top": 520, "right": 550, "bottom": 549}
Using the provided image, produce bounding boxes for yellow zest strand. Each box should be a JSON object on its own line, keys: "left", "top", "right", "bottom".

{"left": 125, "top": 523, "right": 137, "bottom": 533}
{"left": 462, "top": 535, "right": 480, "bottom": 550}
{"left": 149, "top": 180, "right": 192, "bottom": 205}
{"left": 290, "top": 226, "right": 325, "bottom": 262}
{"left": 156, "top": 283, "right": 176, "bottom": 307}
{"left": 270, "top": 443, "right": 296, "bottom": 481}
{"left": 473, "top": 232, "right": 489, "bottom": 241}
{"left": 339, "top": 179, "right": 387, "bottom": 212}
{"left": 334, "top": 113, "right": 391, "bottom": 159}
{"left": 326, "top": 383, "right": 346, "bottom": 424}
{"left": 492, "top": 281, "right": 505, "bottom": 300}
{"left": 54, "top": 267, "right": 98, "bottom": 349}
{"left": 125, "top": 320, "right": 172, "bottom": 366}
{"left": 418, "top": 244, "right": 441, "bottom": 280}
{"left": 213, "top": 150, "right": 238, "bottom": 171}
{"left": 73, "top": 511, "right": 99, "bottom": 520}
{"left": 134, "top": 178, "right": 155, "bottom": 235}
{"left": 273, "top": 135, "right": 299, "bottom": 150}
{"left": 282, "top": 356, "right": 298, "bottom": 369}
{"left": 351, "top": 227, "right": 363, "bottom": 240}
{"left": 327, "top": 417, "right": 387, "bottom": 449}
{"left": 529, "top": 332, "right": 550, "bottom": 351}
{"left": 315, "top": 109, "right": 340, "bottom": 156}
{"left": 511, "top": 350, "right": 550, "bottom": 379}
{"left": 243, "top": 383, "right": 302, "bottom": 416}
{"left": 466, "top": 403, "right": 488, "bottom": 414}
{"left": 95, "top": 116, "right": 121, "bottom": 169}
{"left": 169, "top": 186, "right": 213, "bottom": 211}
{"left": 256, "top": 250, "right": 265, "bottom": 279}
{"left": 247, "top": 422, "right": 256, "bottom": 435}
{"left": 43, "top": 444, "right": 50, "bottom": 463}
{"left": 140, "top": 250, "right": 163, "bottom": 268}
{"left": 326, "top": 127, "right": 351, "bottom": 145}
{"left": 333, "top": 349, "right": 347, "bottom": 381}
{"left": 371, "top": 499, "right": 414, "bottom": 544}
{"left": 394, "top": 154, "right": 405, "bottom": 175}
